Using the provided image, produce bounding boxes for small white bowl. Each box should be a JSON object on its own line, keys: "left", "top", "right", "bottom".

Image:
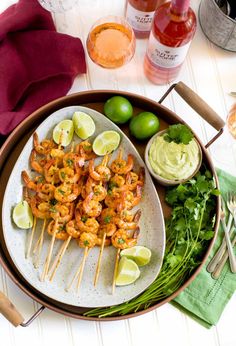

{"left": 144, "top": 130, "right": 202, "bottom": 186}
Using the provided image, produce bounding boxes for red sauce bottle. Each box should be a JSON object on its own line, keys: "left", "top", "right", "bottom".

{"left": 143, "top": 0, "right": 197, "bottom": 84}
{"left": 125, "top": 0, "right": 161, "bottom": 38}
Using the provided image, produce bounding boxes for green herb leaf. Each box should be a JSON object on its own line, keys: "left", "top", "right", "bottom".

{"left": 49, "top": 198, "right": 58, "bottom": 206}
{"left": 164, "top": 124, "right": 194, "bottom": 145}
{"left": 118, "top": 238, "right": 125, "bottom": 244}
{"left": 61, "top": 172, "right": 66, "bottom": 179}
{"left": 58, "top": 189, "right": 65, "bottom": 195}
{"left": 104, "top": 216, "right": 111, "bottom": 224}
{"left": 66, "top": 159, "right": 74, "bottom": 166}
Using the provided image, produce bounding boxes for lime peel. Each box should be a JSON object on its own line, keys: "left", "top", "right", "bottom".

{"left": 12, "top": 200, "right": 33, "bottom": 229}
{"left": 92, "top": 130, "right": 120, "bottom": 156}
{"left": 72, "top": 111, "right": 96, "bottom": 140}
{"left": 120, "top": 245, "right": 152, "bottom": 266}
{"left": 53, "top": 119, "right": 74, "bottom": 147}
{"left": 115, "top": 256, "right": 140, "bottom": 286}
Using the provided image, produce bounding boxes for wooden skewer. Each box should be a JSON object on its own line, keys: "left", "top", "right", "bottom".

{"left": 49, "top": 236, "right": 72, "bottom": 282}
{"left": 94, "top": 232, "right": 106, "bottom": 287}
{"left": 26, "top": 216, "right": 37, "bottom": 259}
{"left": 112, "top": 248, "right": 120, "bottom": 294}
{"left": 40, "top": 219, "right": 58, "bottom": 281}
{"left": 48, "top": 238, "right": 70, "bottom": 276}
{"left": 32, "top": 217, "right": 47, "bottom": 254}
{"left": 66, "top": 248, "right": 91, "bottom": 291}
{"left": 76, "top": 247, "right": 89, "bottom": 294}
{"left": 33, "top": 219, "right": 47, "bottom": 268}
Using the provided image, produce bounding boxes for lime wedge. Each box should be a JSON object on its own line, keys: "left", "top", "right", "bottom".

{"left": 92, "top": 130, "right": 120, "bottom": 156}
{"left": 120, "top": 246, "right": 152, "bottom": 266}
{"left": 72, "top": 111, "right": 96, "bottom": 140}
{"left": 12, "top": 200, "right": 33, "bottom": 229}
{"left": 53, "top": 120, "right": 74, "bottom": 146}
{"left": 115, "top": 256, "right": 140, "bottom": 286}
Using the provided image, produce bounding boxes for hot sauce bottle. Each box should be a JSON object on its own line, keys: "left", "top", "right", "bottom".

{"left": 125, "top": 0, "right": 160, "bottom": 38}
{"left": 144, "top": 0, "right": 196, "bottom": 84}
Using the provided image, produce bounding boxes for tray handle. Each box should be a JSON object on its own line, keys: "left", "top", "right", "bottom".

{"left": 174, "top": 82, "right": 225, "bottom": 131}
{"left": 0, "top": 291, "right": 24, "bottom": 327}
{"left": 159, "top": 82, "right": 225, "bottom": 147}
{"left": 0, "top": 290, "right": 45, "bottom": 327}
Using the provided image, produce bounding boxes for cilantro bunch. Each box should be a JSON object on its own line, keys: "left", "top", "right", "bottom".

{"left": 84, "top": 169, "right": 219, "bottom": 318}
{"left": 164, "top": 124, "right": 194, "bottom": 145}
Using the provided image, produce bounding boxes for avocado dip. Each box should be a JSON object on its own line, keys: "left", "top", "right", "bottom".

{"left": 148, "top": 135, "right": 201, "bottom": 180}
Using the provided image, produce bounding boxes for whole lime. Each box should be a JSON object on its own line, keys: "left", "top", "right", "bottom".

{"left": 129, "top": 112, "right": 160, "bottom": 140}
{"left": 104, "top": 96, "right": 133, "bottom": 124}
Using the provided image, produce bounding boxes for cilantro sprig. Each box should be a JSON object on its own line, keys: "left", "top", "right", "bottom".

{"left": 164, "top": 124, "right": 194, "bottom": 145}
{"left": 84, "top": 168, "right": 219, "bottom": 318}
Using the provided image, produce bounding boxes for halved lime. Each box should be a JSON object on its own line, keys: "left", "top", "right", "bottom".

{"left": 92, "top": 130, "right": 120, "bottom": 156}
{"left": 72, "top": 111, "right": 96, "bottom": 140}
{"left": 53, "top": 119, "right": 74, "bottom": 146}
{"left": 120, "top": 246, "right": 152, "bottom": 266}
{"left": 12, "top": 200, "right": 33, "bottom": 229}
{"left": 115, "top": 256, "right": 140, "bottom": 286}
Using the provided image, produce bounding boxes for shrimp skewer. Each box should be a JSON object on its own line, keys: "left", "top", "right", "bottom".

{"left": 66, "top": 248, "right": 92, "bottom": 291}
{"left": 33, "top": 218, "right": 47, "bottom": 268}
{"left": 48, "top": 144, "right": 84, "bottom": 281}
{"left": 94, "top": 218, "right": 117, "bottom": 287}
{"left": 41, "top": 219, "right": 59, "bottom": 281}
{"left": 111, "top": 227, "right": 140, "bottom": 293}
{"left": 48, "top": 219, "right": 80, "bottom": 281}
{"left": 94, "top": 232, "right": 106, "bottom": 287}
{"left": 112, "top": 249, "right": 120, "bottom": 294}
{"left": 26, "top": 216, "right": 37, "bottom": 259}
{"left": 49, "top": 235, "right": 72, "bottom": 282}
{"left": 89, "top": 154, "right": 111, "bottom": 182}
{"left": 76, "top": 232, "right": 98, "bottom": 293}
{"left": 110, "top": 148, "right": 134, "bottom": 175}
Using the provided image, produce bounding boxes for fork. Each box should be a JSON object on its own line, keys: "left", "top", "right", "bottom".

{"left": 212, "top": 234, "right": 236, "bottom": 279}
{"left": 227, "top": 193, "right": 236, "bottom": 224}
{"left": 220, "top": 197, "right": 236, "bottom": 273}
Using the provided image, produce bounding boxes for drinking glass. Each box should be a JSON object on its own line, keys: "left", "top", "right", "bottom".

{"left": 38, "top": 0, "right": 78, "bottom": 12}
{"left": 86, "top": 16, "right": 136, "bottom": 69}
{"left": 227, "top": 103, "right": 236, "bottom": 139}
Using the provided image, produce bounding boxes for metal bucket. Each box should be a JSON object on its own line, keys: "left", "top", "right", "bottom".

{"left": 199, "top": 0, "right": 236, "bottom": 52}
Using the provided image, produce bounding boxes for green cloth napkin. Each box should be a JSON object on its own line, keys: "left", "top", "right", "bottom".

{"left": 172, "top": 168, "right": 236, "bottom": 328}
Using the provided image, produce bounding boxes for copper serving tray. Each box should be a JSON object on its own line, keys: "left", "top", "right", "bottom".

{"left": 0, "top": 82, "right": 224, "bottom": 326}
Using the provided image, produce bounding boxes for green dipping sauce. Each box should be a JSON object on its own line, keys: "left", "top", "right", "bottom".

{"left": 148, "top": 135, "right": 201, "bottom": 180}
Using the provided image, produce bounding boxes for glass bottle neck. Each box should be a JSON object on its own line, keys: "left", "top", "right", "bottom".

{"left": 170, "top": 0, "right": 190, "bottom": 18}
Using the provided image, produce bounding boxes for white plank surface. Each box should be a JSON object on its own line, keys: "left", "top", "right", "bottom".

{"left": 0, "top": 0, "right": 236, "bottom": 345}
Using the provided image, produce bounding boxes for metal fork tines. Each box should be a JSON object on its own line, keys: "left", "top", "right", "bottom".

{"left": 207, "top": 195, "right": 236, "bottom": 275}
{"left": 220, "top": 196, "right": 236, "bottom": 273}
{"left": 226, "top": 193, "right": 236, "bottom": 223}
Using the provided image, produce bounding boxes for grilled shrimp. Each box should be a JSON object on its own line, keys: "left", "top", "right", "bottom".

{"left": 33, "top": 132, "right": 56, "bottom": 156}
{"left": 47, "top": 220, "right": 69, "bottom": 240}
{"left": 54, "top": 182, "right": 81, "bottom": 203}
{"left": 66, "top": 219, "right": 80, "bottom": 239}
{"left": 110, "top": 149, "right": 134, "bottom": 175}
{"left": 82, "top": 192, "right": 102, "bottom": 218}
{"left": 89, "top": 155, "right": 111, "bottom": 182}
{"left": 111, "top": 228, "right": 140, "bottom": 250}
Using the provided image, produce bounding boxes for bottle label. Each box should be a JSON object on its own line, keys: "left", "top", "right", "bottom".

{"left": 126, "top": 3, "right": 155, "bottom": 32}
{"left": 147, "top": 32, "right": 191, "bottom": 68}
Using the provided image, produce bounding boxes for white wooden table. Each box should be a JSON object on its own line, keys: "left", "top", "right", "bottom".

{"left": 0, "top": 0, "right": 235, "bottom": 345}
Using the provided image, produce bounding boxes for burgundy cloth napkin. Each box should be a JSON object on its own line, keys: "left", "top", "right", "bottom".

{"left": 0, "top": 0, "right": 86, "bottom": 136}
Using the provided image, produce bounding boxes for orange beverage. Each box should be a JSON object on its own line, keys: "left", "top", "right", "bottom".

{"left": 227, "top": 103, "right": 236, "bottom": 139}
{"left": 86, "top": 16, "right": 136, "bottom": 69}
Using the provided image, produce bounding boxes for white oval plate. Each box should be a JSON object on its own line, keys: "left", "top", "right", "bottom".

{"left": 2, "top": 106, "right": 165, "bottom": 308}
